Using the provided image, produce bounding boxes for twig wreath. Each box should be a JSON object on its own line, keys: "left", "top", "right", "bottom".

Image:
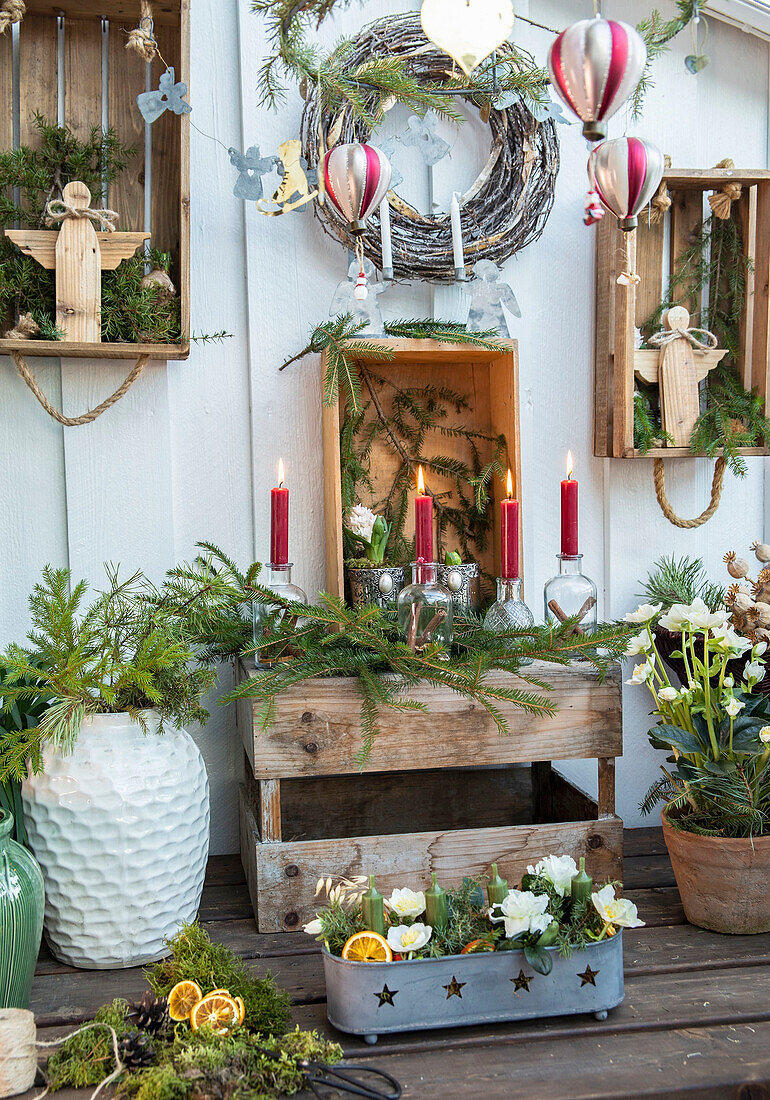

{"left": 300, "top": 14, "right": 559, "bottom": 282}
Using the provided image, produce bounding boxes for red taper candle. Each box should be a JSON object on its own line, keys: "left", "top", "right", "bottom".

{"left": 561, "top": 451, "right": 578, "bottom": 556}
{"left": 500, "top": 468, "right": 519, "bottom": 579}
{"left": 271, "top": 458, "right": 289, "bottom": 565}
{"left": 414, "top": 465, "right": 434, "bottom": 562}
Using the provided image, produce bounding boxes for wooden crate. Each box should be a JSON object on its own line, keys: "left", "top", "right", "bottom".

{"left": 0, "top": 0, "right": 189, "bottom": 360}
{"left": 237, "top": 660, "right": 623, "bottom": 932}
{"left": 322, "top": 338, "right": 522, "bottom": 598}
{"left": 594, "top": 168, "right": 770, "bottom": 458}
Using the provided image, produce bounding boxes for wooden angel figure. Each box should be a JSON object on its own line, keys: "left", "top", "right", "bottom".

{"left": 330, "top": 258, "right": 387, "bottom": 336}
{"left": 465, "top": 259, "right": 521, "bottom": 335}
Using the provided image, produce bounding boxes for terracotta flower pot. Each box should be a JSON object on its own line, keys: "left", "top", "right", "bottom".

{"left": 662, "top": 811, "right": 770, "bottom": 934}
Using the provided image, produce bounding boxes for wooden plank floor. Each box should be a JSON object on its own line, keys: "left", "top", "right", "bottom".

{"left": 24, "top": 828, "right": 770, "bottom": 1099}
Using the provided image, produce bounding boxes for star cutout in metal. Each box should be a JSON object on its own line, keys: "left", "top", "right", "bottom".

{"left": 374, "top": 984, "right": 398, "bottom": 1007}
{"left": 578, "top": 964, "right": 600, "bottom": 987}
{"left": 443, "top": 976, "right": 466, "bottom": 999}
{"left": 510, "top": 969, "right": 532, "bottom": 993}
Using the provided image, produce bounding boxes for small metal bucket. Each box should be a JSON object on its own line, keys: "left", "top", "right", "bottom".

{"left": 323, "top": 932, "right": 624, "bottom": 1044}
{"left": 346, "top": 565, "right": 405, "bottom": 610}
{"left": 436, "top": 562, "right": 480, "bottom": 615}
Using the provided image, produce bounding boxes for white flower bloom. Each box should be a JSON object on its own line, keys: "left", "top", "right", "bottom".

{"left": 489, "top": 890, "right": 553, "bottom": 939}
{"left": 724, "top": 697, "right": 745, "bottom": 718}
{"left": 754, "top": 642, "right": 768, "bottom": 657}
{"left": 625, "top": 630, "right": 652, "bottom": 657}
{"left": 624, "top": 603, "right": 662, "bottom": 624}
{"left": 724, "top": 676, "right": 734, "bottom": 688}
{"left": 744, "top": 660, "right": 765, "bottom": 683}
{"left": 760, "top": 726, "right": 770, "bottom": 744}
{"left": 387, "top": 887, "right": 426, "bottom": 919}
{"left": 711, "top": 624, "right": 752, "bottom": 656}
{"left": 592, "top": 885, "right": 645, "bottom": 929}
{"left": 527, "top": 854, "right": 578, "bottom": 897}
{"left": 657, "top": 602, "right": 693, "bottom": 632}
{"left": 658, "top": 686, "right": 679, "bottom": 703}
{"left": 387, "top": 923, "right": 432, "bottom": 954}
{"left": 347, "top": 503, "right": 377, "bottom": 542}
{"left": 625, "top": 660, "right": 655, "bottom": 686}
{"left": 303, "top": 918, "right": 323, "bottom": 936}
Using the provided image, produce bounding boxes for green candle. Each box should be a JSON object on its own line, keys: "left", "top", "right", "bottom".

{"left": 362, "top": 875, "right": 385, "bottom": 936}
{"left": 570, "top": 857, "right": 593, "bottom": 907}
{"left": 425, "top": 872, "right": 448, "bottom": 930}
{"left": 487, "top": 863, "right": 508, "bottom": 907}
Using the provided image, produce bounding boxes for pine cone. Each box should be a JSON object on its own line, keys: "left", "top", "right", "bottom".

{"left": 118, "top": 1031, "right": 156, "bottom": 1070}
{"left": 128, "top": 992, "right": 170, "bottom": 1037}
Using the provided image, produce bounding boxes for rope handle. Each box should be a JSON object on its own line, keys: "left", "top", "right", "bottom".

{"left": 11, "top": 350, "right": 149, "bottom": 426}
{"left": 653, "top": 456, "right": 727, "bottom": 528}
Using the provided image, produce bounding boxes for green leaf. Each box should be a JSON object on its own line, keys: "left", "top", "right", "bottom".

{"left": 649, "top": 724, "right": 705, "bottom": 756}
{"left": 524, "top": 943, "right": 553, "bottom": 976}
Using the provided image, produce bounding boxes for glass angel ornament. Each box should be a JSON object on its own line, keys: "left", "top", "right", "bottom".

{"left": 465, "top": 260, "right": 521, "bottom": 335}
{"left": 330, "top": 258, "right": 387, "bottom": 336}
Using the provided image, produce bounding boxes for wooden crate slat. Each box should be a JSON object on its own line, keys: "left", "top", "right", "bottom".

{"left": 612, "top": 227, "right": 635, "bottom": 457}
{"left": 738, "top": 186, "right": 757, "bottom": 392}
{"left": 107, "top": 20, "right": 146, "bottom": 232}
{"left": 669, "top": 189, "right": 703, "bottom": 317}
{"left": 151, "top": 18, "right": 181, "bottom": 260}
{"left": 19, "top": 14, "right": 58, "bottom": 147}
{"left": 26, "top": 0, "right": 181, "bottom": 24}
{"left": 0, "top": 29, "right": 13, "bottom": 332}
{"left": 64, "top": 18, "right": 103, "bottom": 141}
{"left": 635, "top": 215, "right": 665, "bottom": 326}
{"left": 753, "top": 180, "right": 770, "bottom": 399}
{"left": 593, "top": 215, "right": 615, "bottom": 458}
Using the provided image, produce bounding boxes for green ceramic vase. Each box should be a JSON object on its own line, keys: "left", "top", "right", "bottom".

{"left": 0, "top": 809, "right": 45, "bottom": 1009}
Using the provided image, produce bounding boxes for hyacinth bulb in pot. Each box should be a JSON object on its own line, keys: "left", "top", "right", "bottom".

{"left": 344, "top": 503, "right": 405, "bottom": 609}
{"left": 0, "top": 566, "right": 214, "bottom": 969}
{"left": 625, "top": 598, "right": 770, "bottom": 933}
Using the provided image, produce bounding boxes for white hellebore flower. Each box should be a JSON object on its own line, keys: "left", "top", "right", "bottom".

{"left": 755, "top": 642, "right": 768, "bottom": 657}
{"left": 591, "top": 885, "right": 645, "bottom": 929}
{"left": 760, "top": 726, "right": 770, "bottom": 744}
{"left": 626, "top": 660, "right": 655, "bottom": 686}
{"left": 724, "top": 697, "right": 745, "bottom": 718}
{"left": 711, "top": 624, "right": 752, "bottom": 656}
{"left": 658, "top": 686, "right": 679, "bottom": 703}
{"left": 387, "top": 923, "right": 432, "bottom": 955}
{"left": 745, "top": 660, "right": 766, "bottom": 683}
{"left": 347, "top": 503, "right": 377, "bottom": 542}
{"left": 624, "top": 603, "right": 662, "bottom": 624}
{"left": 490, "top": 890, "right": 553, "bottom": 939}
{"left": 303, "top": 918, "right": 323, "bottom": 936}
{"left": 625, "top": 630, "right": 652, "bottom": 657}
{"left": 387, "top": 887, "right": 426, "bottom": 919}
{"left": 527, "top": 854, "right": 578, "bottom": 897}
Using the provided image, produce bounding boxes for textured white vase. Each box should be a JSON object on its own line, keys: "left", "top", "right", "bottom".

{"left": 22, "top": 712, "right": 210, "bottom": 970}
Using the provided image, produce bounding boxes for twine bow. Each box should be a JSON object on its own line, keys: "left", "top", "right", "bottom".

{"left": 126, "top": 0, "right": 157, "bottom": 62}
{"left": 44, "top": 198, "right": 119, "bottom": 232}
{"left": 648, "top": 325, "right": 718, "bottom": 351}
{"left": 709, "top": 158, "right": 742, "bottom": 220}
{"left": 0, "top": 0, "right": 25, "bottom": 33}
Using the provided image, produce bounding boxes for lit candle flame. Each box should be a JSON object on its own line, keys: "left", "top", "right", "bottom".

{"left": 506, "top": 468, "right": 513, "bottom": 499}
{"left": 417, "top": 464, "right": 425, "bottom": 494}
{"left": 277, "top": 458, "right": 285, "bottom": 488}
{"left": 566, "top": 450, "right": 574, "bottom": 480}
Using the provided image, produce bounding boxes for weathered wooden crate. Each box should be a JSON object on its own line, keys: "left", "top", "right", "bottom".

{"left": 237, "top": 660, "right": 623, "bottom": 933}
{"left": 0, "top": 0, "right": 189, "bottom": 359}
{"left": 594, "top": 168, "right": 770, "bottom": 458}
{"left": 321, "top": 339, "right": 522, "bottom": 598}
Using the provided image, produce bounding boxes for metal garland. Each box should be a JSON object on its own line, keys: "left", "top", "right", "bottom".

{"left": 300, "top": 14, "right": 560, "bottom": 283}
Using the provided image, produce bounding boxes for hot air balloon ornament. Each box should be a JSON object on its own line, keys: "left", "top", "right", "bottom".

{"left": 590, "top": 136, "right": 664, "bottom": 285}
{"left": 547, "top": 17, "right": 647, "bottom": 142}
{"left": 322, "top": 142, "right": 392, "bottom": 299}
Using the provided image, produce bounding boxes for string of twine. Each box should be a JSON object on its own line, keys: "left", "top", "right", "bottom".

{"left": 653, "top": 456, "right": 727, "bottom": 528}
{"left": 0, "top": 1011, "right": 123, "bottom": 1100}
{"left": 648, "top": 325, "right": 718, "bottom": 351}
{"left": 0, "top": 0, "right": 25, "bottom": 34}
{"left": 126, "top": 0, "right": 157, "bottom": 62}
{"left": 709, "top": 158, "right": 741, "bottom": 220}
{"left": 44, "top": 199, "right": 119, "bottom": 233}
{"left": 12, "top": 349, "right": 149, "bottom": 426}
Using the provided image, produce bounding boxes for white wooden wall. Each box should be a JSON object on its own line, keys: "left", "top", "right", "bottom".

{"left": 1, "top": 0, "right": 768, "bottom": 853}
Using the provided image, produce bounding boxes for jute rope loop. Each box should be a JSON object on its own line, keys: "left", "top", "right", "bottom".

{"left": 126, "top": 0, "right": 157, "bottom": 62}
{"left": 45, "top": 199, "right": 119, "bottom": 233}
{"left": 0, "top": 0, "right": 25, "bottom": 34}
{"left": 708, "top": 157, "right": 742, "bottom": 220}
{"left": 653, "top": 456, "right": 727, "bottom": 528}
{"left": 0, "top": 1011, "right": 123, "bottom": 1100}
{"left": 12, "top": 350, "right": 149, "bottom": 426}
{"left": 648, "top": 326, "right": 718, "bottom": 351}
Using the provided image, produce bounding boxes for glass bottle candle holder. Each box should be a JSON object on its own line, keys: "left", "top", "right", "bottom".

{"left": 397, "top": 563, "right": 453, "bottom": 652}
{"left": 544, "top": 554, "right": 598, "bottom": 635}
{"left": 483, "top": 576, "right": 535, "bottom": 665}
{"left": 252, "top": 563, "right": 308, "bottom": 662}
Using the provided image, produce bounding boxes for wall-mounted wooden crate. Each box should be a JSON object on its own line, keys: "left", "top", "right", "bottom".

{"left": 594, "top": 168, "right": 770, "bottom": 458}
{"left": 0, "top": 0, "right": 189, "bottom": 360}
{"left": 322, "top": 339, "right": 522, "bottom": 597}
{"left": 237, "top": 660, "right": 623, "bottom": 932}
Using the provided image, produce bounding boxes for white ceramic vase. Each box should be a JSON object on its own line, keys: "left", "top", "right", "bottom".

{"left": 22, "top": 712, "right": 210, "bottom": 970}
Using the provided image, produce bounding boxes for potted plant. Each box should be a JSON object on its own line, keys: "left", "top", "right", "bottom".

{"left": 625, "top": 597, "right": 770, "bottom": 933}
{"left": 0, "top": 566, "right": 215, "bottom": 969}
{"left": 344, "top": 503, "right": 405, "bottom": 609}
{"left": 304, "top": 853, "right": 642, "bottom": 1043}
{"left": 436, "top": 550, "right": 480, "bottom": 615}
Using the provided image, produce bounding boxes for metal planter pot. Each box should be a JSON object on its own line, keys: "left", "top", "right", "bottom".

{"left": 436, "top": 562, "right": 480, "bottom": 615}
{"left": 323, "top": 932, "right": 623, "bottom": 1044}
{"left": 346, "top": 565, "right": 405, "bottom": 610}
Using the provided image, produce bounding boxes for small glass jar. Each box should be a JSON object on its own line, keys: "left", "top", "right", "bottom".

{"left": 252, "top": 563, "right": 308, "bottom": 659}
{"left": 544, "top": 554, "right": 598, "bottom": 635}
{"left": 483, "top": 577, "right": 535, "bottom": 665}
{"left": 397, "top": 563, "right": 453, "bottom": 652}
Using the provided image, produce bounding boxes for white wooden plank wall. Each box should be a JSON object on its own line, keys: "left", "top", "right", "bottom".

{"left": 0, "top": 0, "right": 768, "bottom": 851}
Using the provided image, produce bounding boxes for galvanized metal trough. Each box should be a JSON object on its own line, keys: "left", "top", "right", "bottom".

{"left": 323, "top": 933, "right": 624, "bottom": 1044}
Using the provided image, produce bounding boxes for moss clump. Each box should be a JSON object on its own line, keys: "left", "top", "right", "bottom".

{"left": 47, "top": 1000, "right": 130, "bottom": 1090}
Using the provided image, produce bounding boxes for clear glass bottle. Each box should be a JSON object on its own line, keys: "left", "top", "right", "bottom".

{"left": 544, "top": 554, "right": 598, "bottom": 635}
{"left": 252, "top": 563, "right": 308, "bottom": 663}
{"left": 397, "top": 563, "right": 453, "bottom": 652}
{"left": 483, "top": 577, "right": 535, "bottom": 665}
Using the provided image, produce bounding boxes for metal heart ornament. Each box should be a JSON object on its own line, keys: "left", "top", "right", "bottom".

{"left": 322, "top": 143, "right": 392, "bottom": 234}
{"left": 590, "top": 137, "right": 664, "bottom": 231}
{"left": 420, "top": 0, "right": 515, "bottom": 77}
{"left": 548, "top": 18, "right": 647, "bottom": 142}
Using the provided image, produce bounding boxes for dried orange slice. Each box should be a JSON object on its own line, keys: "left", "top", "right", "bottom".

{"left": 168, "top": 980, "right": 203, "bottom": 1021}
{"left": 234, "top": 996, "right": 246, "bottom": 1025}
{"left": 189, "top": 992, "right": 241, "bottom": 1035}
{"left": 461, "top": 939, "right": 495, "bottom": 954}
{"left": 341, "top": 931, "right": 392, "bottom": 963}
